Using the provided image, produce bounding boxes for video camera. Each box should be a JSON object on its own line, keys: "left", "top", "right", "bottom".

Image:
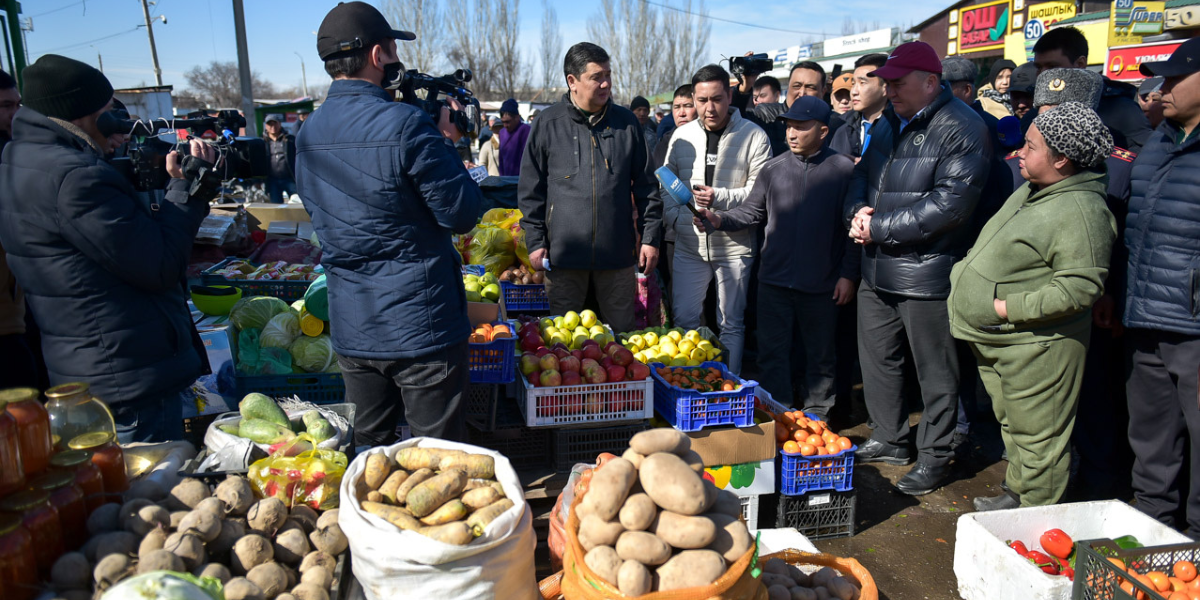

{"left": 388, "top": 66, "right": 482, "bottom": 139}
{"left": 98, "top": 109, "right": 269, "bottom": 191}
{"left": 729, "top": 53, "right": 774, "bottom": 77}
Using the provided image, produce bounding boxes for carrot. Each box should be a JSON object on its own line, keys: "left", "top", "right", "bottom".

{"left": 466, "top": 498, "right": 515, "bottom": 536}
{"left": 394, "top": 468, "right": 434, "bottom": 505}
{"left": 406, "top": 470, "right": 468, "bottom": 517}
{"left": 363, "top": 454, "right": 392, "bottom": 491}
{"left": 420, "top": 522, "right": 474, "bottom": 545}
{"left": 378, "top": 469, "right": 410, "bottom": 504}
{"left": 438, "top": 453, "right": 496, "bottom": 479}
{"left": 362, "top": 501, "right": 423, "bottom": 531}
{"left": 395, "top": 447, "right": 465, "bottom": 471}
{"left": 419, "top": 499, "right": 468, "bottom": 526}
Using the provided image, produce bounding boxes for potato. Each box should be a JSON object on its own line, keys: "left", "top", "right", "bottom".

{"left": 232, "top": 534, "right": 274, "bottom": 574}
{"left": 167, "top": 479, "right": 211, "bottom": 511}
{"left": 179, "top": 510, "right": 221, "bottom": 542}
{"left": 247, "top": 497, "right": 289, "bottom": 535}
{"left": 124, "top": 480, "right": 167, "bottom": 503}
{"left": 813, "top": 587, "right": 832, "bottom": 600}
{"left": 640, "top": 453, "right": 708, "bottom": 515}
{"left": 209, "top": 518, "right": 248, "bottom": 557}
{"left": 50, "top": 552, "right": 90, "bottom": 590}
{"left": 681, "top": 449, "right": 705, "bottom": 474}
{"left": 247, "top": 562, "right": 289, "bottom": 598}
{"left": 118, "top": 498, "right": 155, "bottom": 531}
{"left": 197, "top": 562, "right": 232, "bottom": 584}
{"left": 164, "top": 532, "right": 206, "bottom": 570}
{"left": 578, "top": 514, "right": 625, "bottom": 552}
{"left": 309, "top": 522, "right": 348, "bottom": 555}
{"left": 289, "top": 505, "right": 320, "bottom": 533}
{"left": 769, "top": 585, "right": 793, "bottom": 600}
{"left": 93, "top": 553, "right": 133, "bottom": 589}
{"left": 651, "top": 510, "right": 716, "bottom": 549}
{"left": 170, "top": 511, "right": 190, "bottom": 529}
{"left": 621, "top": 449, "right": 645, "bottom": 469}
{"left": 617, "top": 493, "right": 657, "bottom": 532}
{"left": 393, "top": 468, "right": 434, "bottom": 506}
{"left": 791, "top": 588, "right": 818, "bottom": 600}
{"left": 94, "top": 531, "right": 137, "bottom": 560}
{"left": 706, "top": 512, "right": 753, "bottom": 563}
{"left": 138, "top": 549, "right": 184, "bottom": 574}
{"left": 299, "top": 551, "right": 336, "bottom": 575}
{"left": 629, "top": 428, "right": 691, "bottom": 456}
{"left": 300, "top": 565, "right": 333, "bottom": 589}
{"left": 656, "top": 549, "right": 726, "bottom": 591}
{"left": 363, "top": 453, "right": 392, "bottom": 491}
{"left": 461, "top": 486, "right": 502, "bottom": 509}
{"left": 811, "top": 567, "right": 838, "bottom": 589}
{"left": 788, "top": 564, "right": 812, "bottom": 587}
{"left": 406, "top": 470, "right": 468, "bottom": 518}
{"left": 292, "top": 582, "right": 330, "bottom": 600}
{"left": 223, "top": 577, "right": 264, "bottom": 600}
{"left": 87, "top": 503, "right": 121, "bottom": 536}
{"left": 617, "top": 559, "right": 652, "bottom": 596}
{"left": 138, "top": 528, "right": 168, "bottom": 558}
{"left": 828, "top": 576, "right": 859, "bottom": 600}
{"left": 438, "top": 453, "right": 495, "bottom": 479}
{"left": 709, "top": 489, "right": 743, "bottom": 518}
{"left": 216, "top": 476, "right": 256, "bottom": 516}
{"left": 763, "top": 573, "right": 797, "bottom": 589}
{"left": 275, "top": 529, "right": 311, "bottom": 564}
{"left": 316, "top": 509, "right": 338, "bottom": 530}
{"left": 762, "top": 557, "right": 792, "bottom": 577}
{"left": 581, "top": 458, "right": 637, "bottom": 521}
{"left": 614, "top": 531, "right": 671, "bottom": 566}
{"left": 583, "top": 545, "right": 622, "bottom": 586}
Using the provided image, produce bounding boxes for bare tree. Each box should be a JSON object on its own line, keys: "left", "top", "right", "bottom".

{"left": 446, "top": 0, "right": 495, "bottom": 99}
{"left": 180, "top": 61, "right": 278, "bottom": 108}
{"left": 658, "top": 0, "right": 709, "bottom": 96}
{"left": 841, "top": 17, "right": 883, "bottom": 35}
{"left": 540, "top": 1, "right": 563, "bottom": 99}
{"left": 383, "top": 0, "right": 446, "bottom": 73}
{"left": 587, "top": 0, "right": 709, "bottom": 102}
{"left": 488, "top": 0, "right": 530, "bottom": 99}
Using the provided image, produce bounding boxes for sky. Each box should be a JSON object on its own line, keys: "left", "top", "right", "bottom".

{"left": 20, "top": 0, "right": 949, "bottom": 96}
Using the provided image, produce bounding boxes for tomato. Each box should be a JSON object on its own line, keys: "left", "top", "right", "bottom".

{"left": 1026, "top": 551, "right": 1060, "bottom": 575}
{"left": 1039, "top": 528, "right": 1074, "bottom": 560}
{"left": 1009, "top": 540, "right": 1029, "bottom": 555}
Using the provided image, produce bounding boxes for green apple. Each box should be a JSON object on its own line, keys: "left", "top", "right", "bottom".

{"left": 544, "top": 326, "right": 559, "bottom": 338}
{"left": 465, "top": 290, "right": 482, "bottom": 303}
{"left": 553, "top": 316, "right": 565, "bottom": 329}
{"left": 580, "top": 309, "right": 598, "bottom": 328}
{"left": 464, "top": 274, "right": 480, "bottom": 285}
{"left": 481, "top": 283, "right": 500, "bottom": 302}
{"left": 464, "top": 281, "right": 481, "bottom": 293}
{"left": 540, "top": 317, "right": 555, "bottom": 330}
{"left": 574, "top": 326, "right": 590, "bottom": 336}
{"left": 480, "top": 272, "right": 498, "bottom": 285}
{"left": 571, "top": 332, "right": 588, "bottom": 349}
{"left": 563, "top": 311, "right": 581, "bottom": 330}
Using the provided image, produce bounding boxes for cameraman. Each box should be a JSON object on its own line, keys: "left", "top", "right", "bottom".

{"left": 0, "top": 55, "right": 219, "bottom": 443}
{"left": 297, "top": 2, "right": 483, "bottom": 446}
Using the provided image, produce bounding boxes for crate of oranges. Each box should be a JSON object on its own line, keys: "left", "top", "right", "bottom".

{"left": 468, "top": 321, "right": 517, "bottom": 384}
{"left": 648, "top": 362, "right": 758, "bottom": 431}
{"left": 1072, "top": 538, "right": 1200, "bottom": 600}
{"left": 772, "top": 411, "right": 856, "bottom": 496}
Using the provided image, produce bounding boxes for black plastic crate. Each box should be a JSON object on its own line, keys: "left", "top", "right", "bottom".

{"left": 468, "top": 423, "right": 551, "bottom": 471}
{"left": 774, "top": 489, "right": 856, "bottom": 540}
{"left": 465, "top": 383, "right": 501, "bottom": 431}
{"left": 1072, "top": 539, "right": 1200, "bottom": 600}
{"left": 551, "top": 421, "right": 649, "bottom": 472}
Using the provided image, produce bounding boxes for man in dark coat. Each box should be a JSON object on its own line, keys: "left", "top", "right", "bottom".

{"left": 734, "top": 60, "right": 845, "bottom": 156}
{"left": 296, "top": 2, "right": 484, "bottom": 445}
{"left": 0, "top": 55, "right": 219, "bottom": 443}
{"left": 844, "top": 42, "right": 991, "bottom": 496}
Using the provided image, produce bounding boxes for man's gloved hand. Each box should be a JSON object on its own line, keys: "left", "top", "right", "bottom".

{"left": 166, "top": 139, "right": 222, "bottom": 202}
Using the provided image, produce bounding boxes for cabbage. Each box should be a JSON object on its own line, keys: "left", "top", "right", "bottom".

{"left": 260, "top": 311, "right": 301, "bottom": 349}
{"left": 290, "top": 334, "right": 336, "bottom": 372}
{"left": 101, "top": 571, "right": 222, "bottom": 600}
{"left": 229, "top": 296, "right": 290, "bottom": 331}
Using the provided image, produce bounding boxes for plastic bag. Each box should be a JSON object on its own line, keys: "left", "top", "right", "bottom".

{"left": 480, "top": 207, "right": 523, "bottom": 231}
{"left": 236, "top": 328, "right": 295, "bottom": 375}
{"left": 513, "top": 226, "right": 532, "bottom": 270}
{"left": 304, "top": 274, "right": 330, "bottom": 321}
{"left": 467, "top": 224, "right": 516, "bottom": 277}
{"left": 248, "top": 447, "right": 347, "bottom": 509}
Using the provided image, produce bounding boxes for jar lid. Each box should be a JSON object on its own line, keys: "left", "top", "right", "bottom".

{"left": 0, "top": 514, "right": 23, "bottom": 536}
{"left": 30, "top": 471, "right": 74, "bottom": 491}
{"left": 68, "top": 431, "right": 113, "bottom": 450}
{"left": 49, "top": 450, "right": 93, "bottom": 468}
{"left": 0, "top": 490, "right": 50, "bottom": 512}
{"left": 45, "top": 382, "right": 89, "bottom": 400}
{"left": 0, "top": 388, "right": 38, "bottom": 407}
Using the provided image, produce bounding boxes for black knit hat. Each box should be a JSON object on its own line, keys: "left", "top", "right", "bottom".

{"left": 21, "top": 54, "right": 114, "bottom": 121}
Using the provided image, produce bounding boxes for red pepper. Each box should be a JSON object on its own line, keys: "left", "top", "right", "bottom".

{"left": 1009, "top": 540, "right": 1030, "bottom": 555}
{"left": 1061, "top": 566, "right": 1074, "bottom": 580}
{"left": 1026, "top": 551, "right": 1060, "bottom": 575}
{"left": 1039, "top": 528, "right": 1074, "bottom": 560}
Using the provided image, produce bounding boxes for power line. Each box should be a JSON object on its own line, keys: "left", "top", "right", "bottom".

{"left": 30, "top": 1, "right": 85, "bottom": 18}
{"left": 642, "top": 0, "right": 831, "bottom": 36}
{"left": 37, "top": 27, "right": 140, "bottom": 54}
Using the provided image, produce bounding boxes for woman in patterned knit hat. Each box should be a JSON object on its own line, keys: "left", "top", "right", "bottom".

{"left": 947, "top": 101, "right": 1118, "bottom": 511}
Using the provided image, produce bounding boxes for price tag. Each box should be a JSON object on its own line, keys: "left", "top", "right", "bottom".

{"left": 809, "top": 493, "right": 832, "bottom": 506}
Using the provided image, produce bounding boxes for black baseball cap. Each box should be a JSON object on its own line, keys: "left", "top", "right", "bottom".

{"left": 1008, "top": 62, "right": 1038, "bottom": 95}
{"left": 1140, "top": 37, "right": 1200, "bottom": 77}
{"left": 778, "top": 96, "right": 832, "bottom": 125}
{"left": 316, "top": 2, "right": 415, "bottom": 61}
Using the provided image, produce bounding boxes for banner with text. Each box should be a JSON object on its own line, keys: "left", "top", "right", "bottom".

{"left": 959, "top": 0, "right": 1013, "bottom": 53}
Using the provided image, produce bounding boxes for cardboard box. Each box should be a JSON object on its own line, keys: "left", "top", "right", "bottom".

{"left": 467, "top": 300, "right": 506, "bottom": 326}
{"left": 243, "top": 202, "right": 311, "bottom": 231}
{"left": 687, "top": 415, "right": 777, "bottom": 467}
{"left": 702, "top": 458, "right": 775, "bottom": 497}
{"left": 266, "top": 220, "right": 299, "bottom": 240}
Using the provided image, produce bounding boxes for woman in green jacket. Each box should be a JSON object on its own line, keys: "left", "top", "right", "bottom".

{"left": 947, "top": 102, "right": 1117, "bottom": 510}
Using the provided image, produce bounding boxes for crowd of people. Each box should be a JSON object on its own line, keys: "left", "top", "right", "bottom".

{"left": 0, "top": 0, "right": 1195, "bottom": 540}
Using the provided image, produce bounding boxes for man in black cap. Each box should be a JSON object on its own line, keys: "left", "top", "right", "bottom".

{"left": 296, "top": 2, "right": 484, "bottom": 446}
{"left": 1138, "top": 77, "right": 1165, "bottom": 130}
{"left": 1123, "top": 36, "right": 1200, "bottom": 536}
{"left": 0, "top": 54, "right": 220, "bottom": 443}
{"left": 1008, "top": 62, "right": 1039, "bottom": 121}
{"left": 294, "top": 107, "right": 311, "bottom": 134}
{"left": 263, "top": 114, "right": 297, "bottom": 203}
{"left": 630, "top": 95, "right": 656, "bottom": 140}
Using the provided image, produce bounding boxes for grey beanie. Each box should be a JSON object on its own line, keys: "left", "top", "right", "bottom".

{"left": 1033, "top": 102, "right": 1114, "bottom": 168}
{"left": 1034, "top": 68, "right": 1103, "bottom": 109}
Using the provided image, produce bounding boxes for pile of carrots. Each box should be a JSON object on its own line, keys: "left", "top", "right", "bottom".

{"left": 656, "top": 366, "right": 739, "bottom": 393}
{"left": 771, "top": 410, "right": 854, "bottom": 457}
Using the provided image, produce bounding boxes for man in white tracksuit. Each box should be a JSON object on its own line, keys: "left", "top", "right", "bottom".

{"left": 664, "top": 63, "right": 771, "bottom": 373}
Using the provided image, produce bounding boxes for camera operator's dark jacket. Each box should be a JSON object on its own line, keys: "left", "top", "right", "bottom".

{"left": 732, "top": 90, "right": 844, "bottom": 157}
{"left": 0, "top": 108, "right": 210, "bottom": 407}
{"left": 518, "top": 93, "right": 663, "bottom": 271}
{"left": 843, "top": 85, "right": 991, "bottom": 300}
{"left": 295, "top": 79, "right": 483, "bottom": 361}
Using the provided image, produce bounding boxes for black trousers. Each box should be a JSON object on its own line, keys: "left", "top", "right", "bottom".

{"left": 339, "top": 341, "right": 469, "bottom": 446}
{"left": 857, "top": 284, "right": 959, "bottom": 464}
{"left": 1074, "top": 324, "right": 1132, "bottom": 498}
{"left": 756, "top": 282, "right": 838, "bottom": 417}
{"left": 1126, "top": 328, "right": 1200, "bottom": 533}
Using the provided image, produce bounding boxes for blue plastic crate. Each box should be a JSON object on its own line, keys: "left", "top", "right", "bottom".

{"left": 461, "top": 265, "right": 486, "bottom": 277}
{"left": 234, "top": 371, "right": 345, "bottom": 404}
{"left": 649, "top": 361, "right": 757, "bottom": 432}
{"left": 201, "top": 257, "right": 318, "bottom": 302}
{"left": 779, "top": 412, "right": 856, "bottom": 495}
{"left": 468, "top": 321, "right": 517, "bottom": 384}
{"left": 500, "top": 280, "right": 549, "bottom": 312}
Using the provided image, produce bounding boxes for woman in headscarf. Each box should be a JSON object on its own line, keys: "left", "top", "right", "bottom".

{"left": 978, "top": 59, "right": 1017, "bottom": 118}
{"left": 947, "top": 102, "right": 1117, "bottom": 511}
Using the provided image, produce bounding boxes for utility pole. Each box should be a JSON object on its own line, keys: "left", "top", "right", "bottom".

{"left": 139, "top": 0, "right": 163, "bottom": 86}
{"left": 232, "top": 0, "right": 256, "bottom": 136}
{"left": 2, "top": 1, "right": 25, "bottom": 88}
{"left": 92, "top": 45, "right": 103, "bottom": 73}
{"left": 294, "top": 52, "right": 309, "bottom": 98}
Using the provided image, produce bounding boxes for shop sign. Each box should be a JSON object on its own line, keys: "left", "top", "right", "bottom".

{"left": 1106, "top": 40, "right": 1181, "bottom": 80}
{"left": 1110, "top": 0, "right": 1166, "bottom": 47}
{"left": 1023, "top": 1, "right": 1077, "bottom": 60}
{"left": 822, "top": 28, "right": 893, "bottom": 56}
{"left": 1165, "top": 5, "right": 1200, "bottom": 30}
{"left": 959, "top": 0, "right": 1012, "bottom": 53}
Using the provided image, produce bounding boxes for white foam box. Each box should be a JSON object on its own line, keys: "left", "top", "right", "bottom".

{"left": 954, "top": 500, "right": 1192, "bottom": 600}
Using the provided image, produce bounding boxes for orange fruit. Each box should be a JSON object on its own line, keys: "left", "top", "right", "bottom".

{"left": 1188, "top": 591, "right": 1200, "bottom": 600}
{"left": 821, "top": 430, "right": 838, "bottom": 443}
{"left": 806, "top": 434, "right": 824, "bottom": 447}
{"left": 793, "top": 430, "right": 808, "bottom": 442}
{"left": 1109, "top": 558, "right": 1127, "bottom": 572}
{"left": 1189, "top": 576, "right": 1200, "bottom": 591}
{"left": 783, "top": 441, "right": 800, "bottom": 454}
{"left": 1171, "top": 578, "right": 1188, "bottom": 592}
{"left": 799, "top": 444, "right": 816, "bottom": 456}
{"left": 1176, "top": 561, "right": 1198, "bottom": 583}
{"left": 837, "top": 437, "right": 853, "bottom": 450}
{"left": 1150, "top": 572, "right": 1171, "bottom": 592}
{"left": 824, "top": 444, "right": 839, "bottom": 456}
{"left": 1168, "top": 592, "right": 1191, "bottom": 600}
{"left": 808, "top": 421, "right": 825, "bottom": 434}
{"left": 780, "top": 413, "right": 797, "bottom": 426}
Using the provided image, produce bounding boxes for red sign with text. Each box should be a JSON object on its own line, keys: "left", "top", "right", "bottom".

{"left": 1106, "top": 41, "right": 1182, "bottom": 80}
{"left": 959, "top": 0, "right": 1011, "bottom": 52}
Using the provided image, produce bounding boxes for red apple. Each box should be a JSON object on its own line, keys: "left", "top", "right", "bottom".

{"left": 582, "top": 344, "right": 603, "bottom": 361}
{"left": 519, "top": 353, "right": 541, "bottom": 376}
{"left": 539, "top": 353, "right": 560, "bottom": 372}
{"left": 561, "top": 370, "right": 582, "bottom": 386}
{"left": 518, "top": 323, "right": 539, "bottom": 339}
{"left": 580, "top": 358, "right": 601, "bottom": 372}
{"left": 571, "top": 349, "right": 584, "bottom": 361}
{"left": 540, "top": 368, "right": 562, "bottom": 387}
{"left": 612, "top": 347, "right": 634, "bottom": 366}
{"left": 553, "top": 348, "right": 570, "bottom": 360}
{"left": 535, "top": 347, "right": 551, "bottom": 358}
{"left": 521, "top": 334, "right": 544, "bottom": 352}
{"left": 552, "top": 342, "right": 570, "bottom": 353}
{"left": 627, "top": 361, "right": 650, "bottom": 381}
{"left": 581, "top": 338, "right": 599, "bottom": 349}
{"left": 559, "top": 355, "right": 581, "bottom": 374}
{"left": 585, "top": 393, "right": 605, "bottom": 414}
{"left": 604, "top": 341, "right": 621, "bottom": 355}
{"left": 600, "top": 356, "right": 614, "bottom": 370}
{"left": 606, "top": 365, "right": 627, "bottom": 383}
{"left": 527, "top": 371, "right": 541, "bottom": 387}
{"left": 583, "top": 365, "right": 607, "bottom": 384}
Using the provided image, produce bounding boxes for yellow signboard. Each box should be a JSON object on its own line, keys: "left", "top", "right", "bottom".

{"left": 1109, "top": 0, "right": 1166, "bottom": 47}
{"left": 1021, "top": 1, "right": 1078, "bottom": 62}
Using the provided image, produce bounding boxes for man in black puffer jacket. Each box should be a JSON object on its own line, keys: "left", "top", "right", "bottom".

{"left": 843, "top": 42, "right": 991, "bottom": 496}
{"left": 0, "top": 55, "right": 219, "bottom": 443}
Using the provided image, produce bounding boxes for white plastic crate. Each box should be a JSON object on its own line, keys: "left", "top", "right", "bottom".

{"left": 739, "top": 494, "right": 760, "bottom": 531}
{"left": 954, "top": 500, "right": 1192, "bottom": 600}
{"left": 519, "top": 375, "right": 653, "bottom": 428}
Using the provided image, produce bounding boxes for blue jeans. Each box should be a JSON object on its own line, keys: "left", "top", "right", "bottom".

{"left": 113, "top": 387, "right": 188, "bottom": 444}
{"left": 266, "top": 177, "right": 297, "bottom": 204}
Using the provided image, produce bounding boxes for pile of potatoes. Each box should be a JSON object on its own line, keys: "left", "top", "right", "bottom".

{"left": 574, "top": 429, "right": 756, "bottom": 595}
{"left": 354, "top": 447, "right": 514, "bottom": 546}
{"left": 761, "top": 557, "right": 862, "bottom": 600}
{"left": 49, "top": 476, "right": 347, "bottom": 600}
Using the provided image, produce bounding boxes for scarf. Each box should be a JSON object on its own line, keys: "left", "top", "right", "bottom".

{"left": 979, "top": 87, "right": 1012, "bottom": 115}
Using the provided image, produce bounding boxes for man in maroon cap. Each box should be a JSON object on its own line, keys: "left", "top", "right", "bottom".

{"left": 843, "top": 41, "right": 992, "bottom": 495}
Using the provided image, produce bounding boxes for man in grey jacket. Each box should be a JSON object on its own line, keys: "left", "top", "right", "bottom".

{"left": 519, "top": 43, "right": 662, "bottom": 333}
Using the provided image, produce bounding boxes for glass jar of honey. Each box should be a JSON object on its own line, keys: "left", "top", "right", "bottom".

{"left": 48, "top": 450, "right": 105, "bottom": 515}
{"left": 0, "top": 389, "right": 51, "bottom": 478}
{"left": 67, "top": 432, "right": 127, "bottom": 497}
{"left": 0, "top": 514, "right": 36, "bottom": 600}
{"left": 0, "top": 490, "right": 62, "bottom": 579}
{"left": 29, "top": 472, "right": 85, "bottom": 550}
{"left": 0, "top": 403, "right": 23, "bottom": 499}
{"left": 44, "top": 383, "right": 115, "bottom": 453}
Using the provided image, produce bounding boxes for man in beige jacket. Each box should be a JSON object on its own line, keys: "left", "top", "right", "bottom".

{"left": 664, "top": 64, "right": 770, "bottom": 373}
